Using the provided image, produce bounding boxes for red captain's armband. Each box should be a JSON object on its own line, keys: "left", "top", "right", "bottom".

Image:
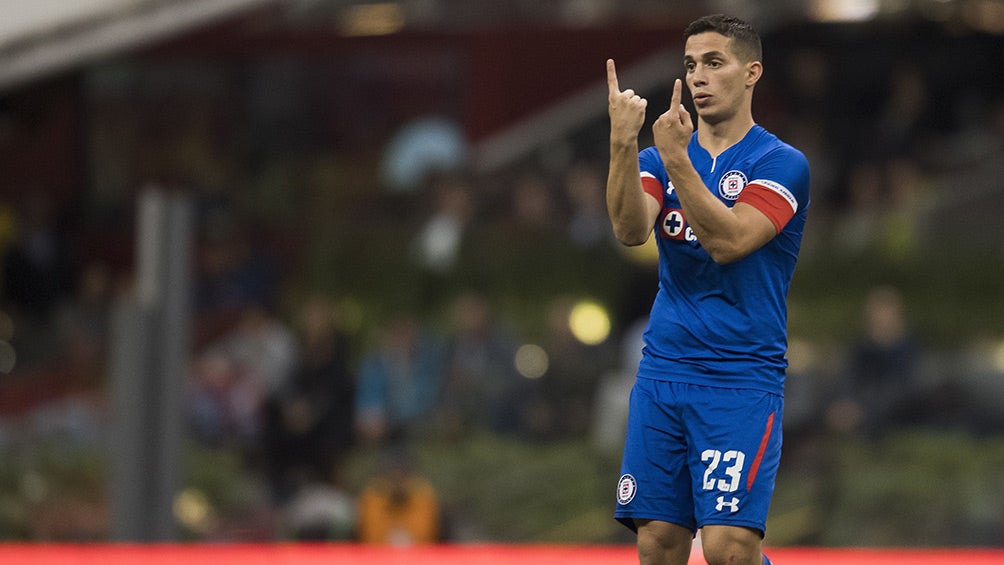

{"left": 737, "top": 181, "right": 797, "bottom": 233}
{"left": 641, "top": 172, "right": 664, "bottom": 207}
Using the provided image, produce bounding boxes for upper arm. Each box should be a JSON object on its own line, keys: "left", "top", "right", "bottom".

{"left": 639, "top": 171, "right": 664, "bottom": 234}
{"left": 643, "top": 190, "right": 662, "bottom": 234}
{"left": 730, "top": 202, "right": 782, "bottom": 256}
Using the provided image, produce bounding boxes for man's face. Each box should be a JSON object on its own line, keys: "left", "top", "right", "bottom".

{"left": 683, "top": 32, "right": 754, "bottom": 124}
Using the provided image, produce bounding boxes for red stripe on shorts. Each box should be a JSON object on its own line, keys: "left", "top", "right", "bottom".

{"left": 746, "top": 411, "right": 775, "bottom": 492}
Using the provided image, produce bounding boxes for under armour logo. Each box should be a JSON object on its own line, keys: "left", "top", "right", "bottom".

{"left": 716, "top": 496, "right": 740, "bottom": 513}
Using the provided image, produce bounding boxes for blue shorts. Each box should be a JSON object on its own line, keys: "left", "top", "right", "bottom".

{"left": 614, "top": 377, "right": 783, "bottom": 535}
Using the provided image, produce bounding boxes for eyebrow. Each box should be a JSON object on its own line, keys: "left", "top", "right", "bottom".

{"left": 684, "top": 50, "right": 728, "bottom": 63}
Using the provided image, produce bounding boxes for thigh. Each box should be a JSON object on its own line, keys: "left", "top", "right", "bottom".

{"left": 685, "top": 386, "right": 784, "bottom": 535}
{"left": 615, "top": 378, "right": 696, "bottom": 533}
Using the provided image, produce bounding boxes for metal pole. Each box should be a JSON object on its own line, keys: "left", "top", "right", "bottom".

{"left": 108, "top": 187, "right": 192, "bottom": 541}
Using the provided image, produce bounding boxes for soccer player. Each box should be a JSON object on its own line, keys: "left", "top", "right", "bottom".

{"left": 605, "top": 14, "right": 810, "bottom": 565}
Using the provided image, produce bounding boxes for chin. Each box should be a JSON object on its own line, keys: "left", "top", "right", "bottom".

{"left": 697, "top": 110, "right": 726, "bottom": 125}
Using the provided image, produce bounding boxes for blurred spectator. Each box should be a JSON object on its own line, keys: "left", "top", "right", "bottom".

{"left": 831, "top": 160, "right": 885, "bottom": 256}
{"left": 827, "top": 285, "right": 922, "bottom": 437}
{"left": 195, "top": 224, "right": 282, "bottom": 314}
{"left": 927, "top": 95, "right": 1004, "bottom": 243}
{"left": 1, "top": 195, "right": 73, "bottom": 367}
{"left": 187, "top": 349, "right": 259, "bottom": 447}
{"left": 412, "top": 174, "right": 475, "bottom": 274}
{"left": 873, "top": 65, "right": 933, "bottom": 159}
{"left": 832, "top": 156, "right": 934, "bottom": 261}
{"left": 561, "top": 162, "right": 610, "bottom": 250}
{"left": 937, "top": 93, "right": 1004, "bottom": 169}
{"left": 280, "top": 478, "right": 356, "bottom": 541}
{"left": 0, "top": 195, "right": 71, "bottom": 318}
{"left": 880, "top": 156, "right": 935, "bottom": 261}
{"left": 262, "top": 295, "right": 356, "bottom": 503}
{"left": 591, "top": 315, "right": 646, "bottom": 456}
{"left": 534, "top": 296, "right": 613, "bottom": 439}
{"left": 54, "top": 261, "right": 114, "bottom": 385}
{"left": 510, "top": 171, "right": 560, "bottom": 232}
{"left": 784, "top": 47, "right": 834, "bottom": 128}
{"left": 437, "top": 291, "right": 529, "bottom": 437}
{"left": 356, "top": 446, "right": 440, "bottom": 546}
{"left": 217, "top": 304, "right": 299, "bottom": 397}
{"left": 188, "top": 304, "right": 298, "bottom": 450}
{"left": 354, "top": 313, "right": 445, "bottom": 444}
{"left": 782, "top": 117, "right": 839, "bottom": 216}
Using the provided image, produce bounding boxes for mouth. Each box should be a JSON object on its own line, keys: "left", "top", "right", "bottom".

{"left": 692, "top": 92, "right": 712, "bottom": 107}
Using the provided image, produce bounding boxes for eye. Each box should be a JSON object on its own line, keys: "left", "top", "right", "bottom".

{"left": 707, "top": 60, "right": 722, "bottom": 68}
{"left": 684, "top": 61, "right": 696, "bottom": 72}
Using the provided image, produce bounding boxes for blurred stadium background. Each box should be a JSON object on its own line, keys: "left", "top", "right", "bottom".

{"left": 1, "top": 0, "right": 1004, "bottom": 561}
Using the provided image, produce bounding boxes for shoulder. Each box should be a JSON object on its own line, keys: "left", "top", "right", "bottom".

{"left": 638, "top": 146, "right": 665, "bottom": 176}
{"left": 639, "top": 145, "right": 661, "bottom": 162}
{"left": 755, "top": 127, "right": 809, "bottom": 169}
{"left": 744, "top": 129, "right": 810, "bottom": 188}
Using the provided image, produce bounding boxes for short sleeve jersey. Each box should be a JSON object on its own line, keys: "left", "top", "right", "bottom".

{"left": 636, "top": 125, "right": 810, "bottom": 395}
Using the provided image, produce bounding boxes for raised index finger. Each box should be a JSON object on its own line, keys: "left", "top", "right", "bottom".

{"left": 606, "top": 59, "right": 620, "bottom": 96}
{"left": 670, "top": 78, "right": 682, "bottom": 110}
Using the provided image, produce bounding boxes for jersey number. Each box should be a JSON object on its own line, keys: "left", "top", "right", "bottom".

{"left": 701, "top": 449, "right": 746, "bottom": 493}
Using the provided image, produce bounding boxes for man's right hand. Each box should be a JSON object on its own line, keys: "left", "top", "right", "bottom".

{"left": 607, "top": 59, "right": 647, "bottom": 146}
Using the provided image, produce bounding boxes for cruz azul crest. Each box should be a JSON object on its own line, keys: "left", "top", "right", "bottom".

{"left": 617, "top": 474, "right": 637, "bottom": 505}
{"left": 718, "top": 170, "right": 747, "bottom": 200}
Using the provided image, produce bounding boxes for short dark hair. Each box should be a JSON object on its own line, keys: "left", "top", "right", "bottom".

{"left": 683, "top": 14, "right": 762, "bottom": 63}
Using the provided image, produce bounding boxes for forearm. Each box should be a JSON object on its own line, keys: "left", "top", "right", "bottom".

{"left": 606, "top": 141, "right": 653, "bottom": 246}
{"left": 665, "top": 160, "right": 745, "bottom": 260}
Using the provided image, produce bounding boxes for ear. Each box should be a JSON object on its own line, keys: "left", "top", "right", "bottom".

{"left": 746, "top": 61, "right": 763, "bottom": 87}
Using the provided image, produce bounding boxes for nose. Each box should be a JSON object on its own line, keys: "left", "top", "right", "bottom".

{"left": 691, "top": 66, "right": 708, "bottom": 87}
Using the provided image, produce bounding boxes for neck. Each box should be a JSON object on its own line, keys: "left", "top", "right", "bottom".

{"left": 697, "top": 112, "right": 756, "bottom": 157}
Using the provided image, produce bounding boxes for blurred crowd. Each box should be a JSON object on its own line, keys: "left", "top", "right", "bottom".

{"left": 0, "top": 15, "right": 1002, "bottom": 544}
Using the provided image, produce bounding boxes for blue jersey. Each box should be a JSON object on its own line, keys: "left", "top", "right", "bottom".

{"left": 636, "top": 125, "right": 810, "bottom": 395}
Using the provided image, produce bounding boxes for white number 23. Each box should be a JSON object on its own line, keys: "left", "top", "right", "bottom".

{"left": 701, "top": 449, "right": 746, "bottom": 493}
